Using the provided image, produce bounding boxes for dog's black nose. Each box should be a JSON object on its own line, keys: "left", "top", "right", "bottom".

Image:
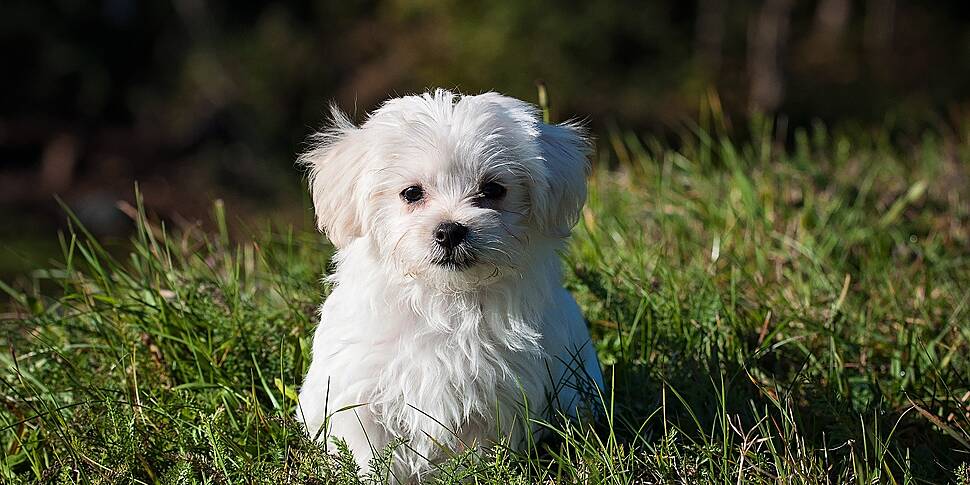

{"left": 433, "top": 222, "right": 468, "bottom": 249}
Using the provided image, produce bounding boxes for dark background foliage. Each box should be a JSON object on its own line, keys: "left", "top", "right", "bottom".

{"left": 2, "top": 0, "right": 970, "bottom": 275}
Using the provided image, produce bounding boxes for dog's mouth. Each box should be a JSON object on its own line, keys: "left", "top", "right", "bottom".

{"left": 432, "top": 253, "right": 478, "bottom": 271}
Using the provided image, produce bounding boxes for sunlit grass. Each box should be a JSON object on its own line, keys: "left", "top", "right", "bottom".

{"left": 2, "top": 122, "right": 968, "bottom": 483}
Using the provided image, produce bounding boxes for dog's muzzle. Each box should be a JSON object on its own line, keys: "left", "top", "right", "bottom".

{"left": 432, "top": 221, "right": 477, "bottom": 270}
{"left": 433, "top": 221, "right": 467, "bottom": 249}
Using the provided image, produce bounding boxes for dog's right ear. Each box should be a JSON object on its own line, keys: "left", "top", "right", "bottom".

{"left": 299, "top": 106, "right": 367, "bottom": 248}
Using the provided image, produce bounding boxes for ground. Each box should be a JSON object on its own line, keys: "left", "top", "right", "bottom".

{"left": 2, "top": 120, "right": 969, "bottom": 483}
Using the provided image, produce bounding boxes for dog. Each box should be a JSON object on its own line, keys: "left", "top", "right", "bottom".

{"left": 296, "top": 89, "right": 603, "bottom": 481}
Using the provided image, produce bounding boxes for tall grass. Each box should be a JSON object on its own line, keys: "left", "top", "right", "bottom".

{"left": 2, "top": 123, "right": 968, "bottom": 483}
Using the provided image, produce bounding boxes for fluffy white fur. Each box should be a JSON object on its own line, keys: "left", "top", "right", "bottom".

{"left": 296, "top": 89, "right": 604, "bottom": 482}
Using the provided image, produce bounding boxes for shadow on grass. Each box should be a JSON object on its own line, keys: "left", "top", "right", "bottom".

{"left": 584, "top": 344, "right": 968, "bottom": 483}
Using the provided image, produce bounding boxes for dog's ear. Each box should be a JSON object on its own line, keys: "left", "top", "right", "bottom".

{"left": 299, "top": 106, "right": 368, "bottom": 248}
{"left": 533, "top": 121, "right": 590, "bottom": 238}
{"left": 475, "top": 92, "right": 590, "bottom": 238}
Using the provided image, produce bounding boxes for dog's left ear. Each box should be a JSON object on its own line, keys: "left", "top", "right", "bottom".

{"left": 533, "top": 121, "right": 590, "bottom": 238}
{"left": 299, "top": 106, "right": 369, "bottom": 248}
{"left": 473, "top": 92, "right": 589, "bottom": 237}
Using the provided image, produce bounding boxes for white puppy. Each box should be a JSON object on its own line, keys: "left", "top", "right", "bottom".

{"left": 296, "top": 89, "right": 603, "bottom": 481}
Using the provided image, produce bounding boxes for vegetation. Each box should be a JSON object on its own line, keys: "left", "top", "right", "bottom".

{"left": 2, "top": 120, "right": 969, "bottom": 483}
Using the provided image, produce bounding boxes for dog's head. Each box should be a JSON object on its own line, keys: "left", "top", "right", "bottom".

{"left": 300, "top": 90, "right": 589, "bottom": 289}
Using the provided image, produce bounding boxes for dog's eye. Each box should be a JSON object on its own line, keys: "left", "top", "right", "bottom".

{"left": 401, "top": 185, "right": 424, "bottom": 203}
{"left": 479, "top": 181, "right": 506, "bottom": 200}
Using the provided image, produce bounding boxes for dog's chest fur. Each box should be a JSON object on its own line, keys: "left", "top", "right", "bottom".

{"left": 362, "top": 288, "right": 548, "bottom": 447}
{"left": 305, "top": 240, "right": 567, "bottom": 474}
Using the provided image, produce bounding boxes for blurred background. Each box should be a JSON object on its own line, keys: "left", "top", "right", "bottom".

{"left": 2, "top": 0, "right": 970, "bottom": 278}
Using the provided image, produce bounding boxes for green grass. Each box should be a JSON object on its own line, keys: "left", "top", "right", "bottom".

{"left": 2, "top": 122, "right": 969, "bottom": 484}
